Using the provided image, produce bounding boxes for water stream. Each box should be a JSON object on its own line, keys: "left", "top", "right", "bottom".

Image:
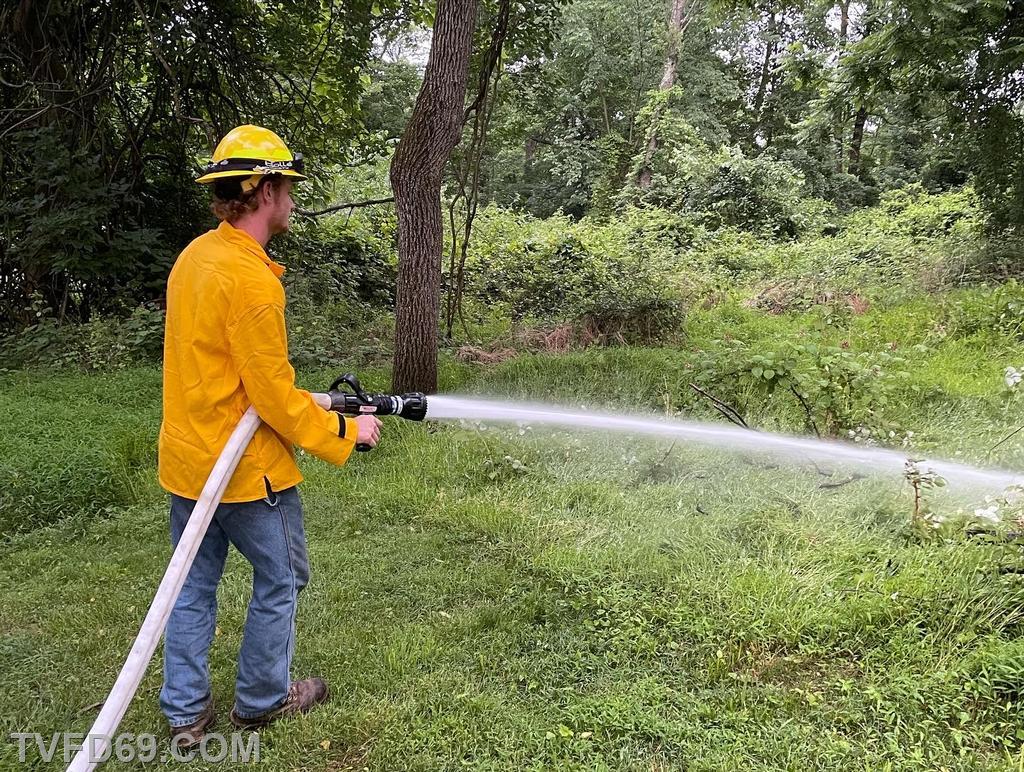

{"left": 426, "top": 396, "right": 1023, "bottom": 495}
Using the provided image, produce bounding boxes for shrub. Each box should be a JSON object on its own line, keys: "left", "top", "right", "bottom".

{"left": 619, "top": 116, "right": 817, "bottom": 238}
{"left": 845, "top": 185, "right": 982, "bottom": 240}
{"left": 465, "top": 209, "right": 684, "bottom": 344}
{"left": 687, "top": 149, "right": 807, "bottom": 237}
{"left": 946, "top": 281, "right": 1024, "bottom": 341}
{"left": 278, "top": 215, "right": 397, "bottom": 309}
{"left": 691, "top": 340, "right": 910, "bottom": 437}
{"left": 1, "top": 126, "right": 179, "bottom": 332}
{"left": 993, "top": 281, "right": 1024, "bottom": 340}
{"left": 0, "top": 303, "right": 166, "bottom": 371}
{"left": 674, "top": 188, "right": 987, "bottom": 298}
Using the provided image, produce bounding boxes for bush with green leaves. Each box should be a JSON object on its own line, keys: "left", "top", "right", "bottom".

{"left": 691, "top": 340, "right": 910, "bottom": 437}
{"left": 0, "top": 303, "right": 166, "bottom": 371}
{"left": 945, "top": 281, "right": 1024, "bottom": 342}
{"left": 680, "top": 187, "right": 988, "bottom": 301}
{"left": 844, "top": 184, "right": 983, "bottom": 240}
{"left": 278, "top": 214, "right": 397, "bottom": 309}
{"left": 686, "top": 148, "right": 809, "bottom": 237}
{"left": 992, "top": 281, "right": 1024, "bottom": 341}
{"left": 619, "top": 115, "right": 822, "bottom": 238}
{"left": 1, "top": 126, "right": 176, "bottom": 332}
{"left": 465, "top": 207, "right": 684, "bottom": 343}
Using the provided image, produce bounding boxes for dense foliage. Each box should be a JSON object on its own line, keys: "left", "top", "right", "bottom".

{"left": 476, "top": 0, "right": 1024, "bottom": 227}
{"left": 0, "top": 0, "right": 417, "bottom": 331}
{"left": 2, "top": 0, "right": 1022, "bottom": 348}
{"left": 5, "top": 186, "right": 1018, "bottom": 377}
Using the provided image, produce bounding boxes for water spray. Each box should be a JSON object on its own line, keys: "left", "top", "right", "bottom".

{"left": 426, "top": 396, "right": 1023, "bottom": 493}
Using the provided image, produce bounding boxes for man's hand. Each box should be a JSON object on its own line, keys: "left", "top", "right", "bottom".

{"left": 353, "top": 415, "right": 382, "bottom": 447}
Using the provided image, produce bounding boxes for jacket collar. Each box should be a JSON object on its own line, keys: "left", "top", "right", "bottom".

{"left": 216, "top": 220, "right": 286, "bottom": 278}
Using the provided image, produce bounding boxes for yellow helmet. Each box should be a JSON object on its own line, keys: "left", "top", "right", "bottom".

{"left": 195, "top": 124, "right": 307, "bottom": 189}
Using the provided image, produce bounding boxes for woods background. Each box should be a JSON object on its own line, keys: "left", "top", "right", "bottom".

{"left": 2, "top": 0, "right": 1022, "bottom": 381}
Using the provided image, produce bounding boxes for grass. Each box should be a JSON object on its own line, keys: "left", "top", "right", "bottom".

{"left": 1, "top": 293, "right": 1024, "bottom": 770}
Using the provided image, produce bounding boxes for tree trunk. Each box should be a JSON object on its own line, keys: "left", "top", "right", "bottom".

{"left": 848, "top": 104, "right": 867, "bottom": 177}
{"left": 834, "top": 0, "right": 850, "bottom": 173}
{"left": 751, "top": 11, "right": 778, "bottom": 148}
{"left": 846, "top": 2, "right": 872, "bottom": 179}
{"left": 636, "top": 0, "right": 689, "bottom": 188}
{"left": 657, "top": 0, "right": 687, "bottom": 94}
{"left": 390, "top": 0, "right": 479, "bottom": 394}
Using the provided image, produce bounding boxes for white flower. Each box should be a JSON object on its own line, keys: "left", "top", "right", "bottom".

{"left": 1006, "top": 366, "right": 1022, "bottom": 389}
{"left": 974, "top": 505, "right": 1000, "bottom": 521}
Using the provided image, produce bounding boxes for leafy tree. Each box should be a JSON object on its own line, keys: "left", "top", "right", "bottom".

{"left": 479, "top": 0, "right": 668, "bottom": 216}
{"left": 0, "top": 0, "right": 405, "bottom": 330}
{"left": 828, "top": 0, "right": 1024, "bottom": 230}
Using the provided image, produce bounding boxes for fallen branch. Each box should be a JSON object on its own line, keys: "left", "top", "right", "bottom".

{"left": 296, "top": 196, "right": 395, "bottom": 218}
{"left": 647, "top": 441, "right": 677, "bottom": 474}
{"left": 689, "top": 383, "right": 748, "bottom": 429}
{"left": 809, "top": 459, "right": 835, "bottom": 477}
{"left": 789, "top": 385, "right": 821, "bottom": 438}
{"left": 818, "top": 474, "right": 865, "bottom": 490}
{"left": 989, "top": 424, "right": 1024, "bottom": 455}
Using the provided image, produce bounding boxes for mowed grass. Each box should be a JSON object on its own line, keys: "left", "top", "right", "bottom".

{"left": 2, "top": 297, "right": 1024, "bottom": 770}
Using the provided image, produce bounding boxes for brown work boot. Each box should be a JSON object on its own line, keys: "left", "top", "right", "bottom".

{"left": 229, "top": 677, "right": 330, "bottom": 730}
{"left": 169, "top": 699, "right": 215, "bottom": 751}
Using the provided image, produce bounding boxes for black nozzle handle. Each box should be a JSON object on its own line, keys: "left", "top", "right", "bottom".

{"left": 327, "top": 372, "right": 428, "bottom": 452}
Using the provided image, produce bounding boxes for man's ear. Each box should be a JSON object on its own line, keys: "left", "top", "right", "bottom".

{"left": 261, "top": 181, "right": 275, "bottom": 205}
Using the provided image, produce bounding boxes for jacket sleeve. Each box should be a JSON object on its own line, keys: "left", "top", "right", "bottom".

{"left": 228, "top": 302, "right": 358, "bottom": 466}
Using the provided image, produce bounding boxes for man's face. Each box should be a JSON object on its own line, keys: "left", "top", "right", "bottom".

{"left": 265, "top": 178, "right": 295, "bottom": 236}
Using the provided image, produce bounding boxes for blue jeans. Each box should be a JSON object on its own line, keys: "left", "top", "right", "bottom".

{"left": 159, "top": 486, "right": 310, "bottom": 726}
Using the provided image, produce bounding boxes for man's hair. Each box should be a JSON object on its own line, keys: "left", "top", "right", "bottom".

{"left": 210, "top": 176, "right": 284, "bottom": 222}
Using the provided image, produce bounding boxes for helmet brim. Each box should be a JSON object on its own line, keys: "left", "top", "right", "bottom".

{"left": 196, "top": 169, "right": 307, "bottom": 184}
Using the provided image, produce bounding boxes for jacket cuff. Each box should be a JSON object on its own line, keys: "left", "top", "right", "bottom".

{"left": 338, "top": 415, "right": 357, "bottom": 439}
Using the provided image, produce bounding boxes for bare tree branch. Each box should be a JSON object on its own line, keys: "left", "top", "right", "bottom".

{"left": 789, "top": 385, "right": 821, "bottom": 438}
{"left": 689, "top": 382, "right": 749, "bottom": 429}
{"left": 989, "top": 424, "right": 1024, "bottom": 455}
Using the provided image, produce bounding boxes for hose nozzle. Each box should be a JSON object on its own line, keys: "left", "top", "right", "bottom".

{"left": 327, "top": 374, "right": 427, "bottom": 450}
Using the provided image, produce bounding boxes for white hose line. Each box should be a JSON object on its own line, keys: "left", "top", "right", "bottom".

{"left": 68, "top": 394, "right": 333, "bottom": 772}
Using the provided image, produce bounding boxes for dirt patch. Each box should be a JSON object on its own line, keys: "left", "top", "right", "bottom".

{"left": 457, "top": 320, "right": 633, "bottom": 365}
{"left": 456, "top": 345, "right": 518, "bottom": 364}
{"left": 744, "top": 280, "right": 871, "bottom": 316}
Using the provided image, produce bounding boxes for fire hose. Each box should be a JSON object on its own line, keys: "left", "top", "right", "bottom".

{"left": 67, "top": 375, "right": 426, "bottom": 772}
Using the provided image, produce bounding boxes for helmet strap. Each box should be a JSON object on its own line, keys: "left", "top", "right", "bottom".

{"left": 240, "top": 174, "right": 262, "bottom": 194}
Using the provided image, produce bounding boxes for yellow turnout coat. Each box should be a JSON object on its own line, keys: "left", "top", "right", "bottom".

{"left": 159, "top": 220, "right": 357, "bottom": 502}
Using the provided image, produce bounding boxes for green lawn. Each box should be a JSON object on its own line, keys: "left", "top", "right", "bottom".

{"left": 2, "top": 299, "right": 1024, "bottom": 770}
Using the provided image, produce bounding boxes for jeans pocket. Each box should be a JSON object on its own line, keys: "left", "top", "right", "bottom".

{"left": 262, "top": 477, "right": 279, "bottom": 508}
